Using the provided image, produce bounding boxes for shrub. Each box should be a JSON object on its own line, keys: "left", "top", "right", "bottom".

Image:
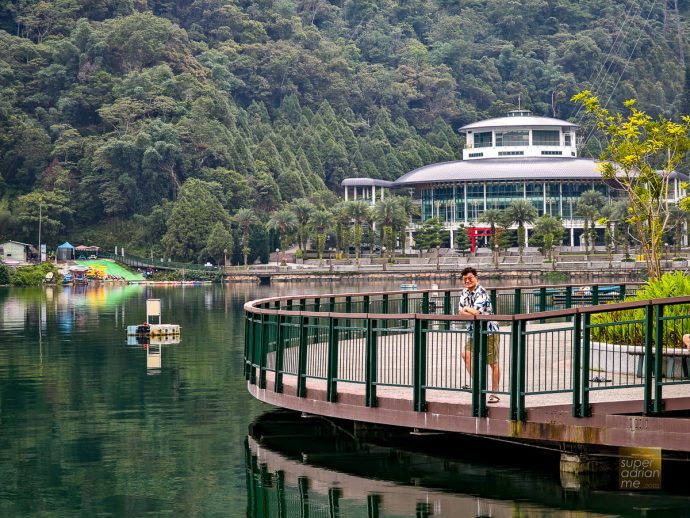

{"left": 11, "top": 263, "right": 60, "bottom": 286}
{"left": 0, "top": 263, "right": 10, "bottom": 285}
{"left": 591, "top": 272, "right": 690, "bottom": 346}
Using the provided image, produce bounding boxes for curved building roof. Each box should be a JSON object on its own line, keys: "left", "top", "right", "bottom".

{"left": 341, "top": 178, "right": 395, "bottom": 187}
{"left": 393, "top": 158, "right": 602, "bottom": 185}
{"left": 460, "top": 115, "right": 578, "bottom": 131}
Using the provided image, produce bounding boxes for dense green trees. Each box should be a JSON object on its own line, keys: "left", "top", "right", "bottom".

{"left": 0, "top": 3, "right": 688, "bottom": 262}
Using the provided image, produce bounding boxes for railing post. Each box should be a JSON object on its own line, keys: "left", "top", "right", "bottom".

{"left": 653, "top": 303, "right": 665, "bottom": 414}
{"left": 402, "top": 292, "right": 409, "bottom": 314}
{"left": 490, "top": 289, "right": 498, "bottom": 315}
{"left": 244, "top": 313, "right": 252, "bottom": 381}
{"left": 258, "top": 313, "right": 267, "bottom": 389}
{"left": 297, "top": 315, "right": 308, "bottom": 398}
{"left": 363, "top": 295, "right": 370, "bottom": 313}
{"left": 513, "top": 288, "right": 522, "bottom": 315}
{"left": 643, "top": 304, "right": 654, "bottom": 415}
{"left": 572, "top": 312, "right": 582, "bottom": 417}
{"left": 581, "top": 312, "right": 592, "bottom": 417}
{"left": 345, "top": 296, "right": 352, "bottom": 340}
{"left": 274, "top": 314, "right": 285, "bottom": 393}
{"left": 619, "top": 284, "right": 626, "bottom": 301}
{"left": 422, "top": 291, "right": 429, "bottom": 314}
{"left": 509, "top": 319, "right": 525, "bottom": 420}
{"left": 365, "top": 318, "right": 378, "bottom": 407}
{"left": 413, "top": 318, "right": 427, "bottom": 412}
{"left": 539, "top": 287, "right": 546, "bottom": 314}
{"left": 249, "top": 315, "right": 258, "bottom": 385}
{"left": 591, "top": 285, "right": 599, "bottom": 306}
{"left": 443, "top": 291, "right": 452, "bottom": 330}
{"left": 326, "top": 317, "right": 339, "bottom": 402}
{"left": 471, "top": 319, "right": 485, "bottom": 417}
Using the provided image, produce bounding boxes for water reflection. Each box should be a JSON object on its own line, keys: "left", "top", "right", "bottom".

{"left": 246, "top": 410, "right": 690, "bottom": 517}
{"left": 127, "top": 335, "right": 181, "bottom": 375}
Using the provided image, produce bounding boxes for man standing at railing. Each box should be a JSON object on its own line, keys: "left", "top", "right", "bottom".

{"left": 458, "top": 266, "right": 501, "bottom": 403}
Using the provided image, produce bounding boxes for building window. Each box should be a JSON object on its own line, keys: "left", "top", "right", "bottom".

{"left": 496, "top": 130, "right": 529, "bottom": 147}
{"left": 474, "top": 132, "right": 492, "bottom": 148}
{"left": 564, "top": 132, "right": 571, "bottom": 146}
{"left": 533, "top": 130, "right": 560, "bottom": 146}
{"left": 541, "top": 150, "right": 562, "bottom": 155}
{"left": 468, "top": 152, "right": 484, "bottom": 158}
{"left": 498, "top": 151, "right": 524, "bottom": 156}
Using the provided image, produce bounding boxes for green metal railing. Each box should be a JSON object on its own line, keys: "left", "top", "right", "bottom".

{"left": 244, "top": 283, "right": 690, "bottom": 420}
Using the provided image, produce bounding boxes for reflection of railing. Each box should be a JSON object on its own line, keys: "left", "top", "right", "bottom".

{"left": 244, "top": 283, "right": 690, "bottom": 422}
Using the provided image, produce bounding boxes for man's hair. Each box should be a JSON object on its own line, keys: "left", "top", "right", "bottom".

{"left": 461, "top": 266, "right": 477, "bottom": 278}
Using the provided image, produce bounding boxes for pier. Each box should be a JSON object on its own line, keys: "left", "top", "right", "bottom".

{"left": 244, "top": 284, "right": 690, "bottom": 454}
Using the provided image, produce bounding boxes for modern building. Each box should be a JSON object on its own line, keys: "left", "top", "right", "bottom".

{"left": 342, "top": 110, "right": 685, "bottom": 248}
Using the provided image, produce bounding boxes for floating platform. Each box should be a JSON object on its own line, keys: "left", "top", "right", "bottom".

{"left": 127, "top": 324, "right": 181, "bottom": 337}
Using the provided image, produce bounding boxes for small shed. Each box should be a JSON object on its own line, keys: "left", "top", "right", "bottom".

{"left": 0, "top": 240, "right": 31, "bottom": 263}
{"left": 56, "top": 242, "right": 75, "bottom": 261}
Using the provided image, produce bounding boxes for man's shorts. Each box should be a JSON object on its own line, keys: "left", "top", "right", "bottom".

{"left": 465, "top": 334, "right": 499, "bottom": 365}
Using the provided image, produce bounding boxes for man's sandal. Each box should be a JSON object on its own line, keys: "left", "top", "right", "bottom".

{"left": 487, "top": 395, "right": 500, "bottom": 404}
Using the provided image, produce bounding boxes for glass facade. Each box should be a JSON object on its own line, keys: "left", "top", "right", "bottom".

{"left": 419, "top": 180, "right": 612, "bottom": 222}
{"left": 496, "top": 130, "right": 529, "bottom": 147}
{"left": 532, "top": 130, "right": 560, "bottom": 146}
{"left": 474, "top": 132, "right": 492, "bottom": 148}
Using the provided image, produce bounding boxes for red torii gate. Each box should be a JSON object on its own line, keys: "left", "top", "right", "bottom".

{"left": 467, "top": 227, "right": 492, "bottom": 253}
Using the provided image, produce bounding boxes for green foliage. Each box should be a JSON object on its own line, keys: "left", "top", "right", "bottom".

{"left": 0, "top": 263, "right": 10, "bottom": 284}
{"left": 573, "top": 91, "right": 690, "bottom": 279}
{"left": 455, "top": 225, "right": 471, "bottom": 255}
{"left": 591, "top": 272, "right": 690, "bottom": 346}
{"left": 10, "top": 262, "right": 59, "bottom": 286}
{"left": 0, "top": 4, "right": 687, "bottom": 258}
{"left": 413, "top": 217, "right": 448, "bottom": 253}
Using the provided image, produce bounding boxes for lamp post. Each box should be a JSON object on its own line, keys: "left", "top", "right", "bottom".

{"left": 275, "top": 248, "right": 280, "bottom": 270}
{"left": 382, "top": 246, "right": 386, "bottom": 271}
{"left": 223, "top": 248, "right": 228, "bottom": 271}
{"left": 436, "top": 244, "right": 441, "bottom": 271}
{"left": 329, "top": 247, "right": 333, "bottom": 272}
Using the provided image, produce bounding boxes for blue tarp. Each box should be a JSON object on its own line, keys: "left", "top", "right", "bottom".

{"left": 57, "top": 242, "right": 74, "bottom": 249}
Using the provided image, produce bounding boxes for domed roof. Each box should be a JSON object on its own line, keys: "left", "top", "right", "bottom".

{"left": 393, "top": 158, "right": 601, "bottom": 186}
{"left": 460, "top": 114, "right": 578, "bottom": 132}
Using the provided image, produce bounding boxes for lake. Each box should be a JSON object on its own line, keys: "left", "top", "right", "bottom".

{"left": 1, "top": 282, "right": 689, "bottom": 517}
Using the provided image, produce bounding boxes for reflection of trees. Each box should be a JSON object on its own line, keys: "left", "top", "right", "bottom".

{"left": 0, "top": 286, "right": 265, "bottom": 515}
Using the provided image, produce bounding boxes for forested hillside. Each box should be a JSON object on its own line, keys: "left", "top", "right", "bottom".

{"left": 0, "top": 0, "right": 688, "bottom": 263}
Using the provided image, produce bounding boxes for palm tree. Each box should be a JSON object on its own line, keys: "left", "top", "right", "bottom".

{"left": 576, "top": 190, "right": 605, "bottom": 257}
{"left": 309, "top": 209, "right": 334, "bottom": 266}
{"left": 332, "top": 202, "right": 351, "bottom": 261}
{"left": 396, "top": 195, "right": 420, "bottom": 255}
{"left": 234, "top": 208, "right": 257, "bottom": 269}
{"left": 374, "top": 197, "right": 407, "bottom": 263}
{"left": 504, "top": 200, "right": 538, "bottom": 263}
{"left": 480, "top": 208, "right": 504, "bottom": 267}
{"left": 532, "top": 214, "right": 565, "bottom": 264}
{"left": 267, "top": 208, "right": 298, "bottom": 264}
{"left": 291, "top": 198, "right": 315, "bottom": 253}
{"left": 345, "top": 201, "right": 371, "bottom": 265}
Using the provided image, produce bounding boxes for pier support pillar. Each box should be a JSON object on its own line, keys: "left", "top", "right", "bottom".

{"left": 559, "top": 453, "right": 615, "bottom": 490}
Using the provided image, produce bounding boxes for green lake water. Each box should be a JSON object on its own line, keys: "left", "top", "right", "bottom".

{"left": 1, "top": 282, "right": 689, "bottom": 517}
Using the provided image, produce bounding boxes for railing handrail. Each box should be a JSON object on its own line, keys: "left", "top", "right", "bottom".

{"left": 243, "top": 282, "right": 645, "bottom": 316}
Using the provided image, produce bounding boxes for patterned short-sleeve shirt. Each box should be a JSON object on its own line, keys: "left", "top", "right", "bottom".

{"left": 458, "top": 284, "right": 499, "bottom": 333}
